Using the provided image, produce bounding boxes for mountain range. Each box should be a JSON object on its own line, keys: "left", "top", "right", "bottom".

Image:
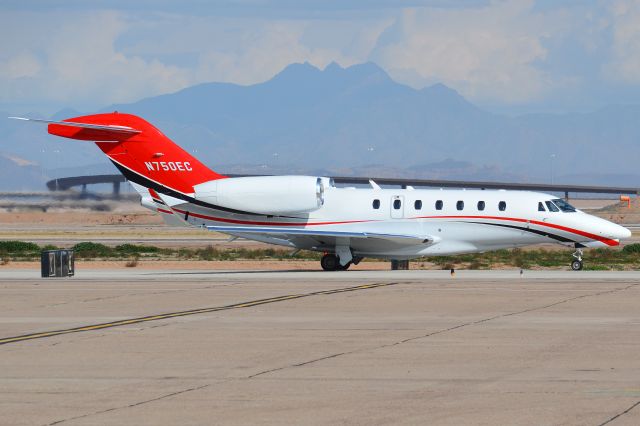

{"left": 2, "top": 61, "right": 640, "bottom": 190}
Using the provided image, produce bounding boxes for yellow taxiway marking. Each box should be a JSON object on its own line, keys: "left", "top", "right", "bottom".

{"left": 0, "top": 281, "right": 400, "bottom": 346}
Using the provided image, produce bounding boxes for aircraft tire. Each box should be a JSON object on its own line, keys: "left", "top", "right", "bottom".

{"left": 571, "top": 260, "right": 583, "bottom": 271}
{"left": 338, "top": 261, "right": 352, "bottom": 271}
{"left": 321, "top": 254, "right": 340, "bottom": 271}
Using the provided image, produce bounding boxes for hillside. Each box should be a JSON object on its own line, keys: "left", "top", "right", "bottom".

{"left": 104, "top": 62, "right": 640, "bottom": 184}
{"left": 2, "top": 62, "right": 640, "bottom": 190}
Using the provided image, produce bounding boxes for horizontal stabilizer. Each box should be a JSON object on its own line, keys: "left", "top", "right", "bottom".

{"left": 9, "top": 116, "right": 141, "bottom": 141}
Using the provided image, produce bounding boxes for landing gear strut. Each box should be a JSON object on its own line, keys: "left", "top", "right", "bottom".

{"left": 571, "top": 248, "right": 583, "bottom": 271}
{"left": 320, "top": 254, "right": 354, "bottom": 271}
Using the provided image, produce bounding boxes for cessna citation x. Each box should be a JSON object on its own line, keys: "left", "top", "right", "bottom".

{"left": 12, "top": 113, "right": 631, "bottom": 271}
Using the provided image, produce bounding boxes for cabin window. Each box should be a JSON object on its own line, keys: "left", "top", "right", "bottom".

{"left": 552, "top": 198, "right": 576, "bottom": 212}
{"left": 372, "top": 199, "right": 380, "bottom": 209}
{"left": 393, "top": 199, "right": 402, "bottom": 210}
{"left": 435, "top": 200, "right": 443, "bottom": 210}
{"left": 456, "top": 200, "right": 464, "bottom": 211}
{"left": 477, "top": 201, "right": 485, "bottom": 211}
{"left": 545, "top": 200, "right": 560, "bottom": 212}
{"left": 498, "top": 201, "right": 507, "bottom": 211}
{"left": 414, "top": 200, "right": 422, "bottom": 210}
{"left": 538, "top": 202, "right": 546, "bottom": 212}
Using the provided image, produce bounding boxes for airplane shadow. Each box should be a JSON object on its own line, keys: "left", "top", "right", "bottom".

{"left": 145, "top": 269, "right": 324, "bottom": 276}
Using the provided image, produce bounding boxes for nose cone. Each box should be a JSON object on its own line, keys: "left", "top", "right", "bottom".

{"left": 589, "top": 216, "right": 632, "bottom": 241}
{"left": 613, "top": 224, "right": 632, "bottom": 240}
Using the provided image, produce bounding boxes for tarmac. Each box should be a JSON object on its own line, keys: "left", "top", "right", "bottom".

{"left": 1, "top": 268, "right": 639, "bottom": 425}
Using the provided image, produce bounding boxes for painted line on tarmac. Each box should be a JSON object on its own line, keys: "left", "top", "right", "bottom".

{"left": 0, "top": 281, "right": 400, "bottom": 346}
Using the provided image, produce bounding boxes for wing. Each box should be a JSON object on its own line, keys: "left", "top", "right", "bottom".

{"left": 205, "top": 225, "right": 429, "bottom": 242}
{"left": 204, "top": 225, "right": 436, "bottom": 251}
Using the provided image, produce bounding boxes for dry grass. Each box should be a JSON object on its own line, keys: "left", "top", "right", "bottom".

{"left": 124, "top": 257, "right": 139, "bottom": 268}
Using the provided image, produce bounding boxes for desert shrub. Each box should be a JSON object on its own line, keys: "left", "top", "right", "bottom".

{"left": 197, "top": 245, "right": 220, "bottom": 261}
{"left": 125, "top": 257, "right": 139, "bottom": 267}
{"left": 0, "top": 241, "right": 40, "bottom": 253}
{"left": 469, "top": 260, "right": 483, "bottom": 269}
{"left": 177, "top": 248, "right": 194, "bottom": 258}
{"left": 72, "top": 242, "right": 112, "bottom": 257}
{"left": 623, "top": 243, "right": 640, "bottom": 254}
{"left": 583, "top": 264, "right": 610, "bottom": 271}
{"left": 115, "top": 244, "right": 161, "bottom": 255}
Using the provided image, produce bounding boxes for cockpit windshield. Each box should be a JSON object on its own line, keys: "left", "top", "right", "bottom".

{"left": 551, "top": 198, "right": 576, "bottom": 213}
{"left": 545, "top": 201, "right": 559, "bottom": 212}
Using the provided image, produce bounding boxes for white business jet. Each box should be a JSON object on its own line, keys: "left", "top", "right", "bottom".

{"left": 12, "top": 113, "right": 631, "bottom": 271}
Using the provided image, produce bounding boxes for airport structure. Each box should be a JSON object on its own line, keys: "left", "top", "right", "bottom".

{"left": 46, "top": 174, "right": 640, "bottom": 199}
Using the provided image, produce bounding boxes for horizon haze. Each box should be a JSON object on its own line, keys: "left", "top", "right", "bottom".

{"left": 2, "top": 61, "right": 640, "bottom": 190}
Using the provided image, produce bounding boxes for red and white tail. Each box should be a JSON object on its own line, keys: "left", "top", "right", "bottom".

{"left": 12, "top": 113, "right": 226, "bottom": 196}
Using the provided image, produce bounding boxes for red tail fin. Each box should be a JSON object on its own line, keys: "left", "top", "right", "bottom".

{"left": 47, "top": 112, "right": 225, "bottom": 194}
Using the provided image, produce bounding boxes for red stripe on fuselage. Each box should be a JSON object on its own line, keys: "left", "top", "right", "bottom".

{"left": 172, "top": 209, "right": 618, "bottom": 246}
{"left": 414, "top": 215, "right": 619, "bottom": 246}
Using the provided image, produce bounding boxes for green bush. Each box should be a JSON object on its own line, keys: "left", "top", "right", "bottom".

{"left": 622, "top": 243, "right": 640, "bottom": 254}
{"left": 72, "top": 242, "right": 113, "bottom": 257}
{"left": 197, "top": 245, "right": 220, "bottom": 261}
{"left": 583, "top": 264, "right": 611, "bottom": 271}
{"left": 0, "top": 241, "right": 40, "bottom": 253}
{"left": 115, "top": 244, "right": 161, "bottom": 254}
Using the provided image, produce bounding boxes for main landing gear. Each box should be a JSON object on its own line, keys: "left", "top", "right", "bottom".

{"left": 571, "top": 247, "right": 583, "bottom": 271}
{"left": 320, "top": 253, "right": 359, "bottom": 271}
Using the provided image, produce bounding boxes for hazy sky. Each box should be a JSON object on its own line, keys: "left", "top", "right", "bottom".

{"left": 3, "top": 0, "right": 640, "bottom": 114}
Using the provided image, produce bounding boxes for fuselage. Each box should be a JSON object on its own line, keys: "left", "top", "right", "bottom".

{"left": 170, "top": 184, "right": 631, "bottom": 259}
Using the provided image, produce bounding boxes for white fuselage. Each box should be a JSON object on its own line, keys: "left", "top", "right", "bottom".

{"left": 155, "top": 183, "right": 631, "bottom": 259}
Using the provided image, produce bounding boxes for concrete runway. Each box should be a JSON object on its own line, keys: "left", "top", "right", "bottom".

{"left": 1, "top": 269, "right": 640, "bottom": 425}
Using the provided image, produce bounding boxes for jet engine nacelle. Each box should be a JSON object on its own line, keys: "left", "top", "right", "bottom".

{"left": 193, "top": 175, "right": 328, "bottom": 215}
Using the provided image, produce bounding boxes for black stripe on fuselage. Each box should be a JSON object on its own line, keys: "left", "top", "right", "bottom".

{"left": 110, "top": 160, "right": 299, "bottom": 218}
{"left": 466, "top": 221, "right": 575, "bottom": 244}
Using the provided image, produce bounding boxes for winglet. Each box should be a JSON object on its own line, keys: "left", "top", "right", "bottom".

{"left": 369, "top": 179, "right": 381, "bottom": 190}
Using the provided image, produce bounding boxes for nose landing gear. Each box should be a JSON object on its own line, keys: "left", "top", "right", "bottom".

{"left": 571, "top": 248, "right": 583, "bottom": 271}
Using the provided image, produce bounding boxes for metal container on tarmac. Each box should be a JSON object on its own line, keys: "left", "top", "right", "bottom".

{"left": 41, "top": 250, "right": 75, "bottom": 277}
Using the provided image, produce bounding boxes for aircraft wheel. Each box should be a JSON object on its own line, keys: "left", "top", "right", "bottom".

{"left": 321, "top": 254, "right": 339, "bottom": 271}
{"left": 338, "top": 261, "right": 352, "bottom": 271}
{"left": 571, "top": 260, "right": 583, "bottom": 271}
